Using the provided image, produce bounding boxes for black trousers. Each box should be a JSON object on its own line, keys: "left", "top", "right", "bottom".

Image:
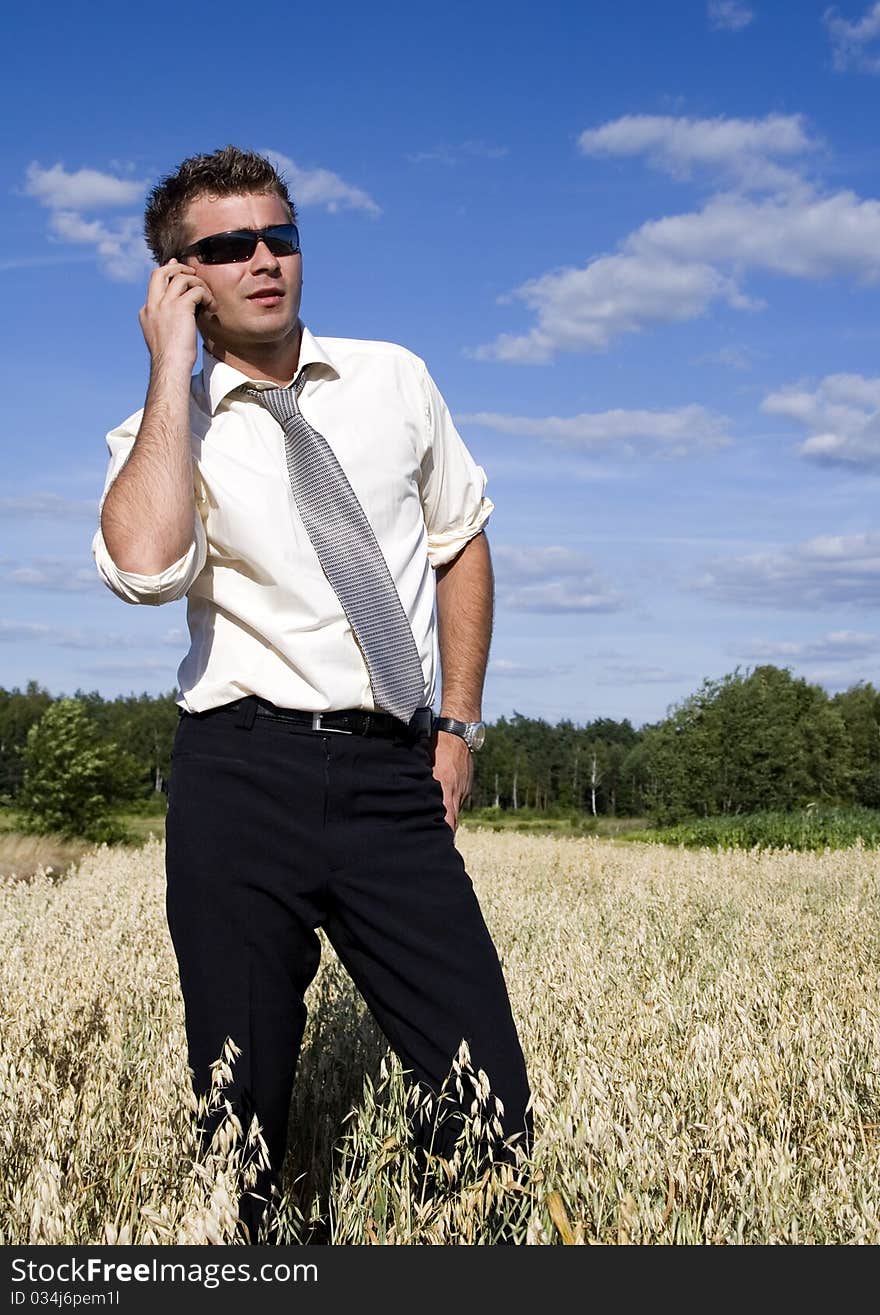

{"left": 164, "top": 700, "right": 532, "bottom": 1241}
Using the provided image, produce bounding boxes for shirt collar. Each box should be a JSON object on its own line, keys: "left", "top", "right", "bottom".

{"left": 200, "top": 324, "right": 340, "bottom": 416}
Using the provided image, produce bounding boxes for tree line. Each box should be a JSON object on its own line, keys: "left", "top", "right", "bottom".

{"left": 0, "top": 681, "right": 180, "bottom": 841}
{"left": 0, "top": 680, "right": 179, "bottom": 803}
{"left": 2, "top": 664, "right": 879, "bottom": 838}
{"left": 631, "top": 664, "right": 880, "bottom": 824}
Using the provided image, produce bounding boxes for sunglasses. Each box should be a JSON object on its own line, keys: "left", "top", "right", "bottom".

{"left": 179, "top": 223, "right": 301, "bottom": 265}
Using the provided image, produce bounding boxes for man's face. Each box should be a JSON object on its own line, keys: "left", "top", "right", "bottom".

{"left": 179, "top": 191, "right": 303, "bottom": 357}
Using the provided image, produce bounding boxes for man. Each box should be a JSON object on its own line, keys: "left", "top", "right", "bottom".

{"left": 92, "top": 145, "right": 532, "bottom": 1244}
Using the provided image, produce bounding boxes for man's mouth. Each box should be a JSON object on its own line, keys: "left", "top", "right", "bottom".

{"left": 248, "top": 289, "right": 284, "bottom": 304}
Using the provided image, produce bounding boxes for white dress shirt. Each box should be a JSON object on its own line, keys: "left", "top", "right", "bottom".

{"left": 91, "top": 327, "right": 493, "bottom": 715}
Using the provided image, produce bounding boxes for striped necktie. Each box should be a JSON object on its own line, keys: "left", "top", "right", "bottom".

{"left": 247, "top": 371, "right": 426, "bottom": 724}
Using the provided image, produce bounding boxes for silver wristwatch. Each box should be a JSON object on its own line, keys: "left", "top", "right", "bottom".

{"left": 433, "top": 716, "right": 487, "bottom": 752}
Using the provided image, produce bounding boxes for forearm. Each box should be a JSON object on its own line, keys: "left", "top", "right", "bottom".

{"left": 100, "top": 366, "right": 196, "bottom": 574}
{"left": 434, "top": 531, "right": 493, "bottom": 721}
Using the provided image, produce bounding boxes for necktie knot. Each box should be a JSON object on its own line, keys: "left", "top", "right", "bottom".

{"left": 245, "top": 373, "right": 307, "bottom": 425}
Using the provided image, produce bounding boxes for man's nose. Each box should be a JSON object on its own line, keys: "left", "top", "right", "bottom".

{"left": 250, "top": 240, "right": 282, "bottom": 272}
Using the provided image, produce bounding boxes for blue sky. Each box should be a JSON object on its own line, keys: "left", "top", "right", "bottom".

{"left": 3, "top": 0, "right": 880, "bottom": 728}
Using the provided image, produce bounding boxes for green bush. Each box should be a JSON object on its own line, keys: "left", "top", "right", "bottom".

{"left": 621, "top": 805, "right": 880, "bottom": 852}
{"left": 17, "top": 699, "right": 141, "bottom": 842}
{"left": 465, "top": 805, "right": 599, "bottom": 834}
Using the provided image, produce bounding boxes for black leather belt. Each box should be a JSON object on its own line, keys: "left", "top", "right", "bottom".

{"left": 184, "top": 696, "right": 435, "bottom": 739}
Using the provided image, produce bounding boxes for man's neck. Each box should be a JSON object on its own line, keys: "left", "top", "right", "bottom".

{"left": 203, "top": 321, "right": 303, "bottom": 385}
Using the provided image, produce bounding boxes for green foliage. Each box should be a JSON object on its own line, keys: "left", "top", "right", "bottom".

{"left": 638, "top": 666, "right": 858, "bottom": 825}
{"left": 623, "top": 805, "right": 880, "bottom": 852}
{"left": 5, "top": 664, "right": 880, "bottom": 840}
{"left": 472, "top": 711, "right": 642, "bottom": 815}
{"left": 1, "top": 682, "right": 181, "bottom": 811}
{"left": 831, "top": 683, "right": 880, "bottom": 808}
{"left": 465, "top": 805, "right": 599, "bottom": 835}
{"left": 0, "top": 679, "right": 53, "bottom": 800}
{"left": 17, "top": 698, "right": 142, "bottom": 842}
{"left": 69, "top": 685, "right": 181, "bottom": 797}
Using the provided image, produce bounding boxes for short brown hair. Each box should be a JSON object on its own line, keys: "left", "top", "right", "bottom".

{"left": 143, "top": 145, "right": 297, "bottom": 264}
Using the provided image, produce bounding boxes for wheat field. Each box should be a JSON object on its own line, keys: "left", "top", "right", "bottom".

{"left": 1, "top": 830, "right": 879, "bottom": 1245}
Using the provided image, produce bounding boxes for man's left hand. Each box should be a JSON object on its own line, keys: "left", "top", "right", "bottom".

{"left": 432, "top": 731, "right": 474, "bottom": 833}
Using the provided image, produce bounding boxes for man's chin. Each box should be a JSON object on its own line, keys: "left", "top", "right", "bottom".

{"left": 202, "top": 319, "right": 301, "bottom": 354}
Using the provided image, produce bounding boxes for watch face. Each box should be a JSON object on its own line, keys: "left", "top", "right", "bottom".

{"left": 467, "top": 723, "right": 486, "bottom": 751}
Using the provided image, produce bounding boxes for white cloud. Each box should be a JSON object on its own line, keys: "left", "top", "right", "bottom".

{"left": 263, "top": 149, "right": 381, "bottom": 216}
{"left": 0, "top": 620, "right": 183, "bottom": 649}
{"left": 58, "top": 628, "right": 184, "bottom": 651}
{"left": 23, "top": 161, "right": 151, "bottom": 282}
{"left": 459, "top": 404, "right": 731, "bottom": 457}
{"left": 825, "top": 2, "right": 880, "bottom": 72}
{"left": 635, "top": 189, "right": 880, "bottom": 279}
{"left": 476, "top": 111, "right": 880, "bottom": 362}
{"left": 725, "top": 630, "right": 880, "bottom": 661}
{"left": 160, "top": 628, "right": 188, "bottom": 647}
{"left": 500, "top": 582, "right": 625, "bottom": 612}
{"left": 762, "top": 372, "right": 880, "bottom": 467}
{"left": 492, "top": 545, "right": 625, "bottom": 613}
{"left": 3, "top": 559, "right": 102, "bottom": 592}
{"left": 47, "top": 211, "right": 149, "bottom": 282}
{"left": 475, "top": 183, "right": 880, "bottom": 361}
{"left": 494, "top": 545, "right": 604, "bottom": 580}
{"left": 0, "top": 493, "right": 98, "bottom": 519}
{"left": 474, "top": 253, "right": 741, "bottom": 361}
{"left": 691, "top": 532, "right": 880, "bottom": 609}
{"left": 578, "top": 113, "right": 814, "bottom": 189}
{"left": 708, "top": 1, "right": 755, "bottom": 31}
{"left": 596, "top": 664, "right": 688, "bottom": 685}
{"left": 24, "top": 162, "right": 146, "bottom": 211}
{"left": 799, "top": 666, "right": 870, "bottom": 692}
{"left": 488, "top": 659, "right": 573, "bottom": 678}
{"left": 77, "top": 658, "right": 181, "bottom": 676}
{"left": 0, "top": 621, "right": 51, "bottom": 642}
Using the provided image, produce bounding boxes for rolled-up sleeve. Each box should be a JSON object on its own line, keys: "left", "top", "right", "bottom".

{"left": 418, "top": 364, "right": 494, "bottom": 568}
{"left": 91, "top": 416, "right": 207, "bottom": 606}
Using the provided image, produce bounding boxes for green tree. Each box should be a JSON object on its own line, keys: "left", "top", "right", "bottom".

{"left": 101, "top": 689, "right": 180, "bottom": 796}
{"left": 0, "top": 680, "right": 53, "bottom": 801}
{"left": 634, "top": 681, "right": 723, "bottom": 824}
{"left": 18, "top": 698, "right": 142, "bottom": 841}
{"left": 472, "top": 711, "right": 648, "bottom": 816}
{"left": 832, "top": 682, "right": 880, "bottom": 808}
{"left": 619, "top": 736, "right": 655, "bottom": 818}
{"left": 639, "top": 665, "right": 855, "bottom": 823}
{"left": 472, "top": 718, "right": 512, "bottom": 809}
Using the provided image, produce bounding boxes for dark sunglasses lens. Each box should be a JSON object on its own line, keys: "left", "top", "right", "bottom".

{"left": 262, "top": 226, "right": 300, "bottom": 256}
{"left": 195, "top": 226, "right": 299, "bottom": 264}
{"left": 263, "top": 237, "right": 296, "bottom": 256}
{"left": 199, "top": 234, "right": 258, "bottom": 264}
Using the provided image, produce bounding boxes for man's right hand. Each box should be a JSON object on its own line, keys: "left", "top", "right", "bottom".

{"left": 138, "top": 260, "right": 217, "bottom": 375}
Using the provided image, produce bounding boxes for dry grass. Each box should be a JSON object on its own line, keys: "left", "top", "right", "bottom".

{"left": 0, "top": 830, "right": 93, "bottom": 884}
{"left": 1, "top": 830, "right": 879, "bottom": 1244}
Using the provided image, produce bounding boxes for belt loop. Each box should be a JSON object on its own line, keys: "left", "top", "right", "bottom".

{"left": 235, "top": 696, "right": 258, "bottom": 730}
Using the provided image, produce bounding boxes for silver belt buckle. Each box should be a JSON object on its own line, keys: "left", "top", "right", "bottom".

{"left": 311, "top": 712, "right": 352, "bottom": 735}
